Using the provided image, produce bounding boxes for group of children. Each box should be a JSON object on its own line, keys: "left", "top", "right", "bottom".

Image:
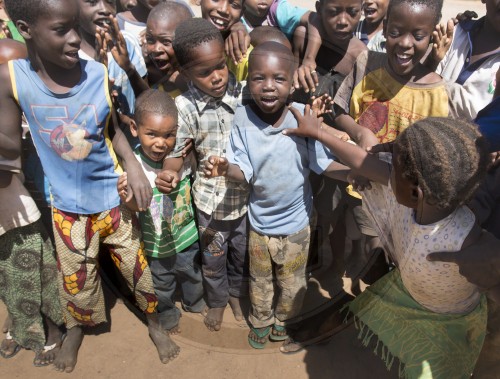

{"left": 0, "top": 0, "right": 499, "bottom": 377}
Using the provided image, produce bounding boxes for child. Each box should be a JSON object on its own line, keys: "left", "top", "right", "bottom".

{"left": 156, "top": 18, "right": 250, "bottom": 332}
{"left": 2, "top": 0, "right": 178, "bottom": 371}
{"left": 435, "top": 0, "right": 500, "bottom": 120}
{"left": 117, "top": 90, "right": 205, "bottom": 334}
{"left": 145, "top": 1, "right": 193, "bottom": 95}
{"left": 285, "top": 112, "right": 489, "bottom": 378}
{"left": 77, "top": 0, "right": 147, "bottom": 118}
{"left": 332, "top": 0, "right": 448, "bottom": 268}
{"left": 203, "top": 42, "right": 344, "bottom": 349}
{"left": 0, "top": 37, "right": 64, "bottom": 368}
{"left": 354, "top": 0, "right": 389, "bottom": 52}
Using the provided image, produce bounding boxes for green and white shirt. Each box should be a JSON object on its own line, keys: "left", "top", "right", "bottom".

{"left": 134, "top": 148, "right": 198, "bottom": 258}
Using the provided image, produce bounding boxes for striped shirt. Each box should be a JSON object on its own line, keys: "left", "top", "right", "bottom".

{"left": 171, "top": 74, "right": 249, "bottom": 220}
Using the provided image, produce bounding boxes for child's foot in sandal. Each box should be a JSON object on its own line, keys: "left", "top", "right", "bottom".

{"left": 248, "top": 326, "right": 271, "bottom": 349}
{"left": 33, "top": 341, "right": 62, "bottom": 367}
{"left": 269, "top": 324, "right": 288, "bottom": 341}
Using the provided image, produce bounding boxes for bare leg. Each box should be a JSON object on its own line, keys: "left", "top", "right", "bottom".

{"left": 228, "top": 296, "right": 243, "bottom": 321}
{"left": 146, "top": 313, "right": 180, "bottom": 364}
{"left": 204, "top": 307, "right": 225, "bottom": 331}
{"left": 54, "top": 326, "right": 83, "bottom": 373}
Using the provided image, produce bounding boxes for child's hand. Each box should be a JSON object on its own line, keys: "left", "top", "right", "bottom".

{"left": 453, "top": 10, "right": 478, "bottom": 25}
{"left": 117, "top": 172, "right": 128, "bottom": 202}
{"left": 333, "top": 129, "right": 350, "bottom": 142}
{"left": 106, "top": 16, "right": 134, "bottom": 73}
{"left": 347, "top": 172, "right": 372, "bottom": 192}
{"left": 284, "top": 104, "right": 323, "bottom": 139}
{"left": 96, "top": 27, "right": 109, "bottom": 67}
{"left": 203, "top": 156, "right": 228, "bottom": 178}
{"left": 181, "top": 138, "right": 194, "bottom": 158}
{"left": 125, "top": 161, "right": 153, "bottom": 211}
{"left": 0, "top": 21, "right": 12, "bottom": 40}
{"left": 431, "top": 19, "right": 454, "bottom": 65}
{"left": 225, "top": 23, "right": 250, "bottom": 65}
{"left": 310, "top": 94, "right": 333, "bottom": 116}
{"left": 293, "top": 60, "right": 319, "bottom": 93}
{"left": 155, "top": 169, "right": 180, "bottom": 194}
{"left": 427, "top": 230, "right": 500, "bottom": 303}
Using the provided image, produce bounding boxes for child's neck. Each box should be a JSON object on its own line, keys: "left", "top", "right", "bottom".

{"left": 471, "top": 18, "right": 500, "bottom": 58}
{"left": 364, "top": 19, "right": 384, "bottom": 40}
{"left": 29, "top": 52, "right": 82, "bottom": 94}
{"left": 414, "top": 202, "right": 454, "bottom": 225}
{"left": 251, "top": 102, "right": 288, "bottom": 127}
{"left": 243, "top": 12, "right": 266, "bottom": 27}
{"left": 129, "top": 3, "right": 150, "bottom": 23}
{"left": 79, "top": 29, "right": 97, "bottom": 58}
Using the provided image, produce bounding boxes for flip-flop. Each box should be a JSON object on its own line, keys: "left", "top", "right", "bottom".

{"left": 0, "top": 332, "right": 22, "bottom": 359}
{"left": 269, "top": 324, "right": 289, "bottom": 342}
{"left": 248, "top": 326, "right": 271, "bottom": 349}
{"left": 33, "top": 341, "right": 62, "bottom": 367}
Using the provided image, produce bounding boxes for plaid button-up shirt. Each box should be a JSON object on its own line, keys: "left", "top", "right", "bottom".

{"left": 172, "top": 74, "right": 249, "bottom": 220}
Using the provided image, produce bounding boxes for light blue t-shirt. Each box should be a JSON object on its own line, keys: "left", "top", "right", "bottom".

{"left": 227, "top": 102, "right": 334, "bottom": 236}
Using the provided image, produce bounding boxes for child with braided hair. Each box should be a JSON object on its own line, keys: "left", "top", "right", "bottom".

{"left": 284, "top": 113, "right": 490, "bottom": 378}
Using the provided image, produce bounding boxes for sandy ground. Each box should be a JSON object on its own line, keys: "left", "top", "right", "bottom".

{"left": 0, "top": 1, "right": 490, "bottom": 378}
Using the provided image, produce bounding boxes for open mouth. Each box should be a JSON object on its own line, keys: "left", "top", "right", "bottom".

{"left": 260, "top": 96, "right": 279, "bottom": 106}
{"left": 153, "top": 57, "right": 171, "bottom": 71}
{"left": 210, "top": 16, "right": 229, "bottom": 30}
{"left": 364, "top": 7, "right": 376, "bottom": 17}
{"left": 150, "top": 151, "right": 167, "bottom": 161}
{"left": 94, "top": 18, "right": 111, "bottom": 28}
{"left": 396, "top": 53, "right": 412, "bottom": 65}
{"left": 65, "top": 50, "right": 79, "bottom": 61}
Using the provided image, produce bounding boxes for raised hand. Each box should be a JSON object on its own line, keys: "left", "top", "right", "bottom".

{"left": 431, "top": 19, "right": 455, "bottom": 66}
{"left": 310, "top": 93, "right": 333, "bottom": 116}
{"left": 283, "top": 104, "right": 323, "bottom": 139}
{"left": 100, "top": 15, "right": 134, "bottom": 73}
{"left": 225, "top": 23, "right": 250, "bottom": 65}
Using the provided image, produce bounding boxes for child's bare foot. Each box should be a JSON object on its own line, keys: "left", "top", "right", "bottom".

{"left": 0, "top": 333, "right": 21, "bottom": 358}
{"left": 146, "top": 313, "right": 180, "bottom": 364}
{"left": 165, "top": 324, "right": 181, "bottom": 335}
{"left": 228, "top": 296, "right": 243, "bottom": 321}
{"left": 33, "top": 318, "right": 63, "bottom": 367}
{"left": 204, "top": 306, "right": 225, "bottom": 331}
{"left": 54, "top": 326, "right": 83, "bottom": 373}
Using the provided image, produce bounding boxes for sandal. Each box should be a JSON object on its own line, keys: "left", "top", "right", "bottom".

{"left": 0, "top": 332, "right": 22, "bottom": 359}
{"left": 269, "top": 324, "right": 289, "bottom": 342}
{"left": 247, "top": 326, "right": 271, "bottom": 349}
{"left": 33, "top": 341, "right": 62, "bottom": 367}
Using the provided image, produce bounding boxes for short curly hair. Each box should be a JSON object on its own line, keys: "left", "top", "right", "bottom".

{"left": 4, "top": 0, "right": 59, "bottom": 25}
{"left": 134, "top": 89, "right": 178, "bottom": 127}
{"left": 387, "top": 0, "right": 443, "bottom": 24}
{"left": 172, "top": 18, "right": 224, "bottom": 69}
{"left": 395, "top": 117, "right": 489, "bottom": 210}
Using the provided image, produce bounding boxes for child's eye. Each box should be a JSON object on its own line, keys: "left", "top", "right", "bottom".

{"left": 388, "top": 30, "right": 400, "bottom": 38}
{"left": 347, "top": 8, "right": 360, "bottom": 17}
{"left": 160, "top": 39, "right": 172, "bottom": 46}
{"left": 414, "top": 34, "right": 426, "bottom": 42}
{"left": 230, "top": 0, "right": 242, "bottom": 9}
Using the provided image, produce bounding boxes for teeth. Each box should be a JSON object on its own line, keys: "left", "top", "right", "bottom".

{"left": 212, "top": 18, "right": 227, "bottom": 26}
{"left": 397, "top": 54, "right": 411, "bottom": 59}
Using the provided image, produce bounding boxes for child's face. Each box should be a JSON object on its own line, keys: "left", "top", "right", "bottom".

{"left": 248, "top": 52, "right": 294, "bottom": 115}
{"left": 390, "top": 143, "right": 417, "bottom": 208}
{"left": 316, "top": 0, "right": 362, "bottom": 45}
{"left": 120, "top": 0, "right": 137, "bottom": 10}
{"left": 146, "top": 17, "right": 179, "bottom": 76}
{"left": 484, "top": 0, "right": 500, "bottom": 33}
{"left": 27, "top": 0, "right": 81, "bottom": 69}
{"left": 182, "top": 40, "right": 229, "bottom": 98}
{"left": 78, "top": 0, "right": 116, "bottom": 35}
{"left": 132, "top": 113, "right": 177, "bottom": 162}
{"left": 244, "top": 0, "right": 273, "bottom": 18}
{"left": 362, "top": 0, "right": 389, "bottom": 25}
{"left": 384, "top": 3, "right": 435, "bottom": 78}
{"left": 201, "top": 0, "right": 244, "bottom": 33}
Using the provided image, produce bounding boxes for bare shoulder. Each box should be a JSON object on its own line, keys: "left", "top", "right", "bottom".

{"left": 0, "top": 39, "right": 27, "bottom": 64}
{"left": 0, "top": 63, "right": 14, "bottom": 97}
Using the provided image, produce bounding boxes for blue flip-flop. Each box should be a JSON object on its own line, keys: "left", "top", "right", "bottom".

{"left": 248, "top": 326, "right": 271, "bottom": 349}
{"left": 269, "top": 324, "right": 289, "bottom": 342}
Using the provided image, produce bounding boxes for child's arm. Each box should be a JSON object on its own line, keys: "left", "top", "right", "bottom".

{"left": 334, "top": 107, "right": 379, "bottom": 149}
{"left": 202, "top": 156, "right": 246, "bottom": 182}
{"left": 0, "top": 64, "right": 22, "bottom": 161}
{"left": 110, "top": 107, "right": 152, "bottom": 211}
{"left": 425, "top": 19, "right": 455, "bottom": 72}
{"left": 285, "top": 105, "right": 390, "bottom": 185}
{"left": 117, "top": 172, "right": 140, "bottom": 212}
{"left": 225, "top": 22, "right": 251, "bottom": 65}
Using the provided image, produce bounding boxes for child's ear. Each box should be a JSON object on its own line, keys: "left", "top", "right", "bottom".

{"left": 16, "top": 21, "right": 31, "bottom": 40}
{"left": 413, "top": 184, "right": 424, "bottom": 207}
{"left": 130, "top": 119, "right": 139, "bottom": 138}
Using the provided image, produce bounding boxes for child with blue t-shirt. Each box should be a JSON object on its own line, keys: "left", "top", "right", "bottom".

{"left": 117, "top": 90, "right": 205, "bottom": 334}
{"left": 204, "top": 42, "right": 346, "bottom": 350}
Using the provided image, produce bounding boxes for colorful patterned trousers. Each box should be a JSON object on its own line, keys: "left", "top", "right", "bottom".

{"left": 248, "top": 226, "right": 310, "bottom": 328}
{"left": 52, "top": 204, "right": 157, "bottom": 328}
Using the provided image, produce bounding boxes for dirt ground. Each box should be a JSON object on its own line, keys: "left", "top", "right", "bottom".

{"left": 0, "top": 1, "right": 490, "bottom": 378}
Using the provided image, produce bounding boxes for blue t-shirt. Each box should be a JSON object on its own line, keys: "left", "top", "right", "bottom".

{"left": 476, "top": 96, "right": 500, "bottom": 152}
{"left": 10, "top": 59, "right": 121, "bottom": 214}
{"left": 227, "top": 102, "right": 335, "bottom": 235}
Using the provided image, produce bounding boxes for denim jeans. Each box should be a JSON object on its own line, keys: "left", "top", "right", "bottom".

{"left": 147, "top": 241, "right": 205, "bottom": 330}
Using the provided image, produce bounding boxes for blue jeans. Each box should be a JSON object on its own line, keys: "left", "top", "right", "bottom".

{"left": 147, "top": 241, "right": 205, "bottom": 330}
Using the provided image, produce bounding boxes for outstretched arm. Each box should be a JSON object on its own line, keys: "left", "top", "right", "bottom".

{"left": 0, "top": 64, "right": 22, "bottom": 160}
{"left": 203, "top": 156, "right": 246, "bottom": 182}
{"left": 334, "top": 106, "right": 379, "bottom": 149}
{"left": 284, "top": 104, "right": 390, "bottom": 185}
